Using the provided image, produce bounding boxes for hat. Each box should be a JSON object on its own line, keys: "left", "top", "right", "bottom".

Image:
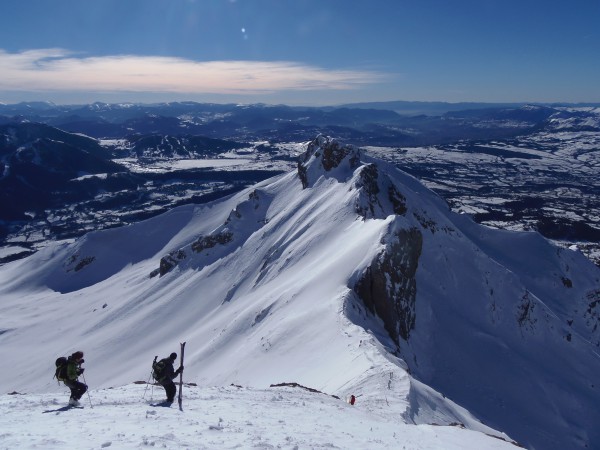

{"left": 72, "top": 351, "right": 84, "bottom": 360}
{"left": 169, "top": 352, "right": 177, "bottom": 360}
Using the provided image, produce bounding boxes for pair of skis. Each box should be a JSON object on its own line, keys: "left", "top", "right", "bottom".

{"left": 178, "top": 341, "right": 186, "bottom": 411}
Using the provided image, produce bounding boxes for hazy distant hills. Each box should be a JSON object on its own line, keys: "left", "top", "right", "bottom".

{"left": 0, "top": 121, "right": 277, "bottom": 255}
{"left": 0, "top": 101, "right": 598, "bottom": 267}
{"left": 3, "top": 101, "right": 599, "bottom": 145}
{"left": 339, "top": 99, "right": 600, "bottom": 115}
{"left": 340, "top": 100, "right": 527, "bottom": 115}
{"left": 0, "top": 123, "right": 124, "bottom": 220}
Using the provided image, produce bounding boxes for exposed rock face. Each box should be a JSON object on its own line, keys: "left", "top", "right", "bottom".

{"left": 583, "top": 289, "right": 600, "bottom": 341}
{"left": 318, "top": 138, "right": 360, "bottom": 171}
{"left": 157, "top": 230, "right": 234, "bottom": 277}
{"left": 353, "top": 163, "right": 407, "bottom": 219}
{"left": 299, "top": 135, "right": 418, "bottom": 344}
{"left": 354, "top": 227, "right": 423, "bottom": 343}
{"left": 152, "top": 189, "right": 268, "bottom": 278}
{"left": 191, "top": 231, "right": 234, "bottom": 253}
{"left": 298, "top": 135, "right": 361, "bottom": 189}
{"left": 158, "top": 249, "right": 187, "bottom": 277}
{"left": 65, "top": 253, "right": 95, "bottom": 272}
{"left": 156, "top": 230, "right": 233, "bottom": 277}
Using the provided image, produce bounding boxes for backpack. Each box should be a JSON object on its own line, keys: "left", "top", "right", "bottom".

{"left": 55, "top": 357, "right": 68, "bottom": 382}
{"left": 152, "top": 358, "right": 166, "bottom": 382}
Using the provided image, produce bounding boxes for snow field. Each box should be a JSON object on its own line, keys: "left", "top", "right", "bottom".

{"left": 0, "top": 384, "right": 518, "bottom": 450}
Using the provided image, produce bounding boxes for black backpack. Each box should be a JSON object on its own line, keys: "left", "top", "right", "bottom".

{"left": 152, "top": 358, "right": 166, "bottom": 382}
{"left": 55, "top": 357, "right": 68, "bottom": 382}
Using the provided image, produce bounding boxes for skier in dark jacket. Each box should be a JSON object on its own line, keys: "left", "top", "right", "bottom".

{"left": 155, "top": 352, "right": 183, "bottom": 403}
{"left": 64, "top": 351, "right": 87, "bottom": 406}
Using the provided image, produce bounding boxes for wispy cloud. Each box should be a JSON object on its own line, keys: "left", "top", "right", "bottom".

{"left": 0, "top": 49, "right": 382, "bottom": 95}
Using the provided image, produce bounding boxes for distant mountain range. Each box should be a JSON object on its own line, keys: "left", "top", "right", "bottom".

{"left": 2, "top": 101, "right": 599, "bottom": 145}
{"left": 1, "top": 102, "right": 598, "bottom": 268}
{"left": 340, "top": 99, "right": 600, "bottom": 115}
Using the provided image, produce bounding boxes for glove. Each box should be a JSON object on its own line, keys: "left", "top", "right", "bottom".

{"left": 78, "top": 368, "right": 85, "bottom": 375}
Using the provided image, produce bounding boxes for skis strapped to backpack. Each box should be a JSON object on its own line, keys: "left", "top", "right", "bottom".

{"left": 178, "top": 341, "right": 186, "bottom": 411}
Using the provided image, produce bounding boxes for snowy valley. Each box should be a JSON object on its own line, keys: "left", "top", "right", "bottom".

{"left": 1, "top": 135, "right": 599, "bottom": 449}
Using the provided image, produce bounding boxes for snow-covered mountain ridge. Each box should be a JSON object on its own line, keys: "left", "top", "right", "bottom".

{"left": 1, "top": 136, "right": 599, "bottom": 449}
{"left": 3, "top": 105, "right": 599, "bottom": 268}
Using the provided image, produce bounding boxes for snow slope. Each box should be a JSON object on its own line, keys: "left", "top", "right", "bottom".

{"left": 1, "top": 135, "right": 599, "bottom": 449}
{"left": 0, "top": 384, "right": 517, "bottom": 449}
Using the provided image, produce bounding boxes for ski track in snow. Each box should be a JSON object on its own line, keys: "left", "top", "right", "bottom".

{"left": 0, "top": 384, "right": 517, "bottom": 450}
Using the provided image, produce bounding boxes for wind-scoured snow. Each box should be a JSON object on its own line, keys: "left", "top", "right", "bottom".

{"left": 0, "top": 384, "right": 516, "bottom": 449}
{"left": 1, "top": 136, "right": 598, "bottom": 449}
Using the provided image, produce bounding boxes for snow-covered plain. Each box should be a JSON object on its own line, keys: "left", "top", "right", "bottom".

{"left": 109, "top": 140, "right": 299, "bottom": 174}
{"left": 113, "top": 156, "right": 292, "bottom": 173}
{"left": 364, "top": 125, "right": 600, "bottom": 266}
{"left": 1, "top": 136, "right": 598, "bottom": 449}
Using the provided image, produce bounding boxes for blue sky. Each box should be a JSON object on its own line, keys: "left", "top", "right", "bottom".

{"left": 1, "top": 0, "right": 599, "bottom": 105}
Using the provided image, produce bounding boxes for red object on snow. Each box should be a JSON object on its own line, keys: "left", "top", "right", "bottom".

{"left": 349, "top": 395, "right": 356, "bottom": 405}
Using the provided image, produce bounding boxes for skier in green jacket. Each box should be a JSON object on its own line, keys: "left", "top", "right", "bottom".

{"left": 64, "top": 351, "right": 87, "bottom": 406}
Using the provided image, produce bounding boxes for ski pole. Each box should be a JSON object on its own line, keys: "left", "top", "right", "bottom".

{"left": 143, "top": 356, "right": 158, "bottom": 400}
{"left": 82, "top": 372, "right": 93, "bottom": 408}
{"left": 142, "top": 370, "right": 153, "bottom": 399}
{"left": 142, "top": 356, "right": 158, "bottom": 400}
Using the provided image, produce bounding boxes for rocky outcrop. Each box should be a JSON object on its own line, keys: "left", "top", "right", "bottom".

{"left": 298, "top": 135, "right": 408, "bottom": 220}
{"left": 583, "top": 289, "right": 600, "bottom": 343}
{"left": 65, "top": 253, "right": 95, "bottom": 272}
{"left": 299, "top": 135, "right": 418, "bottom": 343}
{"left": 152, "top": 189, "right": 269, "bottom": 278}
{"left": 298, "top": 135, "right": 361, "bottom": 188}
{"left": 158, "top": 249, "right": 187, "bottom": 277}
{"left": 191, "top": 231, "right": 233, "bottom": 253}
{"left": 354, "top": 163, "right": 407, "bottom": 219}
{"left": 354, "top": 227, "right": 423, "bottom": 343}
{"left": 156, "top": 229, "right": 234, "bottom": 277}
